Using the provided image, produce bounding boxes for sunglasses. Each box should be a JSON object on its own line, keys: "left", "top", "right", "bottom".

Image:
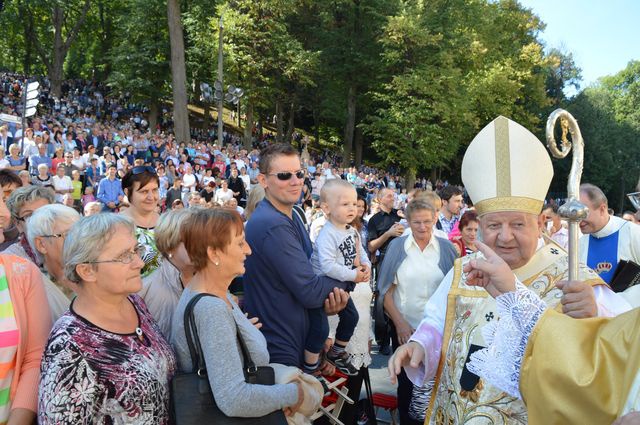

{"left": 132, "top": 166, "right": 156, "bottom": 175}
{"left": 267, "top": 170, "right": 305, "bottom": 181}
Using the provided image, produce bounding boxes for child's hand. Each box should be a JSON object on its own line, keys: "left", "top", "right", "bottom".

{"left": 355, "top": 266, "right": 370, "bottom": 282}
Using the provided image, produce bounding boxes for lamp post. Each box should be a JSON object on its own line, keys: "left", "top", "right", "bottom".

{"left": 216, "top": 16, "right": 224, "bottom": 146}
{"left": 225, "top": 85, "right": 244, "bottom": 128}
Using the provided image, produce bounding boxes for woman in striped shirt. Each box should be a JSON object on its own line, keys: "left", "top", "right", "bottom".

{"left": 0, "top": 186, "right": 52, "bottom": 424}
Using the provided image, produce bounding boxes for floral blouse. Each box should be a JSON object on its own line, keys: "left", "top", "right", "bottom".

{"left": 38, "top": 295, "right": 176, "bottom": 424}
{"left": 135, "top": 226, "right": 161, "bottom": 278}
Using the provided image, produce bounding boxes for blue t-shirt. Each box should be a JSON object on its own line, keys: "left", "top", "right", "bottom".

{"left": 243, "top": 199, "right": 348, "bottom": 367}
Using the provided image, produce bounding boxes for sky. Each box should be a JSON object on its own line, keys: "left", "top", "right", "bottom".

{"left": 518, "top": 0, "right": 640, "bottom": 90}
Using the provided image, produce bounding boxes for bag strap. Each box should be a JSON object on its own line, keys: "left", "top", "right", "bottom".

{"left": 183, "top": 292, "right": 258, "bottom": 376}
{"left": 183, "top": 293, "right": 209, "bottom": 374}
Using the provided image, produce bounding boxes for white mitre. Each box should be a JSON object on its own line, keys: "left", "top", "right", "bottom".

{"left": 462, "top": 116, "right": 553, "bottom": 216}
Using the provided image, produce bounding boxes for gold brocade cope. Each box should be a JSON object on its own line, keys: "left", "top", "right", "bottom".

{"left": 521, "top": 307, "right": 640, "bottom": 425}
{"left": 424, "top": 244, "right": 605, "bottom": 425}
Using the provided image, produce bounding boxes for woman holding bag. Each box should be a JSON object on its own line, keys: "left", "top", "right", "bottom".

{"left": 171, "top": 208, "right": 304, "bottom": 419}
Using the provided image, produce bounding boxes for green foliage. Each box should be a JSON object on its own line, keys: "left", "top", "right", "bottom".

{"left": 106, "top": 0, "right": 170, "bottom": 104}
{"left": 556, "top": 61, "right": 640, "bottom": 211}
{"left": 201, "top": 0, "right": 319, "bottom": 113}
{"left": 3, "top": 0, "right": 635, "bottom": 200}
{"left": 544, "top": 47, "right": 582, "bottom": 106}
{"left": 363, "top": 0, "right": 554, "bottom": 181}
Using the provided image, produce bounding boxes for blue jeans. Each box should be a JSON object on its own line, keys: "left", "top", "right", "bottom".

{"left": 305, "top": 297, "right": 359, "bottom": 354}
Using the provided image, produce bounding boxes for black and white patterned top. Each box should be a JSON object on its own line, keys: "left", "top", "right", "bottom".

{"left": 38, "top": 295, "right": 176, "bottom": 424}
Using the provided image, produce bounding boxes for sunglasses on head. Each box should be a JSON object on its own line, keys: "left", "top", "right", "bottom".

{"left": 268, "top": 170, "right": 305, "bottom": 181}
{"left": 132, "top": 166, "right": 156, "bottom": 175}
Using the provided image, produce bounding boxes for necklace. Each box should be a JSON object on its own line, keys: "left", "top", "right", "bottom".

{"left": 135, "top": 326, "right": 144, "bottom": 342}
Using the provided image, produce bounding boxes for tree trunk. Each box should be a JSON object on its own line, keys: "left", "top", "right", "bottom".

{"left": 620, "top": 175, "right": 626, "bottom": 214}
{"left": 50, "top": 6, "right": 66, "bottom": 98}
{"left": 167, "top": 0, "right": 190, "bottom": 143}
{"left": 244, "top": 101, "right": 254, "bottom": 149}
{"left": 22, "top": 18, "right": 33, "bottom": 74}
{"left": 405, "top": 168, "right": 416, "bottom": 191}
{"left": 342, "top": 85, "right": 357, "bottom": 167}
{"left": 275, "top": 99, "right": 284, "bottom": 143}
{"left": 284, "top": 100, "right": 295, "bottom": 143}
{"left": 313, "top": 104, "right": 320, "bottom": 146}
{"left": 148, "top": 100, "right": 159, "bottom": 133}
{"left": 26, "top": 1, "right": 91, "bottom": 98}
{"left": 97, "top": 0, "right": 113, "bottom": 80}
{"left": 203, "top": 102, "right": 210, "bottom": 130}
{"left": 354, "top": 125, "right": 363, "bottom": 166}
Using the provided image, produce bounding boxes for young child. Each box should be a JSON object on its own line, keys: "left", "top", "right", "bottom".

{"left": 308, "top": 179, "right": 371, "bottom": 376}
{"left": 81, "top": 186, "right": 96, "bottom": 208}
{"left": 71, "top": 170, "right": 83, "bottom": 212}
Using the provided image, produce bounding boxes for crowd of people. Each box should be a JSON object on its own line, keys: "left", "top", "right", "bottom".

{"left": 0, "top": 75, "right": 637, "bottom": 425}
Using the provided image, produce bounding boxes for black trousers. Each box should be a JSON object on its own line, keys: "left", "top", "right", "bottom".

{"left": 391, "top": 324, "right": 423, "bottom": 425}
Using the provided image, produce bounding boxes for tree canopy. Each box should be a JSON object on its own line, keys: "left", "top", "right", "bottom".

{"left": 0, "top": 0, "right": 635, "bottom": 202}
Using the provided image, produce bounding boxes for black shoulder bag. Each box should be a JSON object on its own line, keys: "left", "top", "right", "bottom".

{"left": 171, "top": 293, "right": 288, "bottom": 425}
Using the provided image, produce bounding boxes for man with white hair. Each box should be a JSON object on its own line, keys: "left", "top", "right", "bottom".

{"left": 27, "top": 204, "right": 81, "bottom": 321}
{"left": 83, "top": 201, "right": 103, "bottom": 216}
{"left": 181, "top": 164, "right": 197, "bottom": 204}
{"left": 389, "top": 116, "right": 631, "bottom": 424}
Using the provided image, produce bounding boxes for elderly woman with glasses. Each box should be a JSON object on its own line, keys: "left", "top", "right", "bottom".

{"left": 26, "top": 204, "right": 81, "bottom": 320}
{"left": 38, "top": 214, "right": 176, "bottom": 424}
{"left": 378, "top": 200, "right": 457, "bottom": 425}
{"left": 120, "top": 166, "right": 161, "bottom": 277}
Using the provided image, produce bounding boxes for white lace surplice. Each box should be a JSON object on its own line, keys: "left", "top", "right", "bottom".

{"left": 466, "top": 283, "right": 547, "bottom": 399}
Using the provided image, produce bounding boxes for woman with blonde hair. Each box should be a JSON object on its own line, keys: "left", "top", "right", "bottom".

{"left": 139, "top": 208, "right": 195, "bottom": 338}
{"left": 6, "top": 144, "right": 26, "bottom": 172}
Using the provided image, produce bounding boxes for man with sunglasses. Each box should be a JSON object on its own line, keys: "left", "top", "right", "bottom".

{"left": 244, "top": 143, "right": 351, "bottom": 373}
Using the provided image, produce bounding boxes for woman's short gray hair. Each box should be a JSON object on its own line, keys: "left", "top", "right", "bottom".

{"left": 26, "top": 204, "right": 80, "bottom": 255}
{"left": 6, "top": 186, "right": 55, "bottom": 221}
{"left": 405, "top": 200, "right": 436, "bottom": 221}
{"left": 64, "top": 213, "right": 136, "bottom": 284}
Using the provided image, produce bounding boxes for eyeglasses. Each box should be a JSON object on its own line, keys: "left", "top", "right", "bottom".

{"left": 16, "top": 213, "right": 33, "bottom": 222}
{"left": 267, "top": 170, "right": 305, "bottom": 181}
{"left": 410, "top": 220, "right": 433, "bottom": 227}
{"left": 41, "top": 232, "right": 68, "bottom": 239}
{"left": 132, "top": 166, "right": 156, "bottom": 175}
{"left": 85, "top": 244, "right": 144, "bottom": 265}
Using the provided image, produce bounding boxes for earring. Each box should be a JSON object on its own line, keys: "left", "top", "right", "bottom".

{"left": 168, "top": 253, "right": 173, "bottom": 259}
{"left": 214, "top": 261, "right": 219, "bottom": 266}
